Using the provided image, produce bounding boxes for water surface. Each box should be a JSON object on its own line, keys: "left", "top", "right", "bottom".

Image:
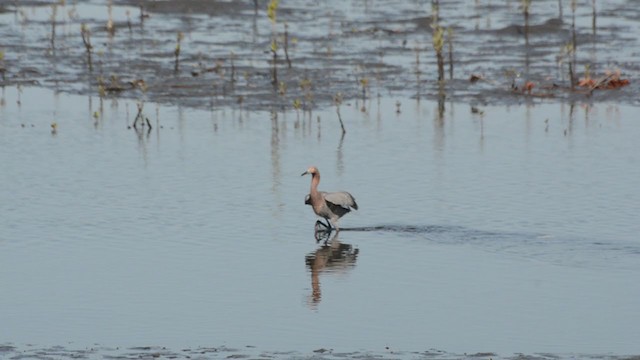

{"left": 1, "top": 86, "right": 639, "bottom": 358}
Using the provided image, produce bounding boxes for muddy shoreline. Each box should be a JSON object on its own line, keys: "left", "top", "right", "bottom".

{"left": 0, "top": 0, "right": 638, "bottom": 112}
{"left": 1, "top": 343, "right": 638, "bottom": 360}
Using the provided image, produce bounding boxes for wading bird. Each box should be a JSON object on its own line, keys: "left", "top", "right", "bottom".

{"left": 301, "top": 166, "right": 358, "bottom": 232}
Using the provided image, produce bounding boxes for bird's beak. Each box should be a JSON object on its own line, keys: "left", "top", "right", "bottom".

{"left": 301, "top": 170, "right": 309, "bottom": 176}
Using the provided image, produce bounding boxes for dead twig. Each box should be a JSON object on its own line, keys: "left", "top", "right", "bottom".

{"left": 132, "top": 102, "right": 152, "bottom": 129}
{"left": 80, "top": 23, "right": 93, "bottom": 71}
{"left": 334, "top": 93, "right": 346, "bottom": 135}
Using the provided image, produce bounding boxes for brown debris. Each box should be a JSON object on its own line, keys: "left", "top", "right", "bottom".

{"left": 579, "top": 70, "right": 630, "bottom": 91}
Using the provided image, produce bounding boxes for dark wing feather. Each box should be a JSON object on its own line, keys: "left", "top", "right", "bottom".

{"left": 323, "top": 191, "right": 358, "bottom": 211}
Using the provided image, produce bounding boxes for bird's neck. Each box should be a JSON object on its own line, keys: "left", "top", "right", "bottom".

{"left": 310, "top": 173, "right": 320, "bottom": 196}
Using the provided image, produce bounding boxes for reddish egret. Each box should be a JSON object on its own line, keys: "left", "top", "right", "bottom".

{"left": 301, "top": 166, "right": 358, "bottom": 232}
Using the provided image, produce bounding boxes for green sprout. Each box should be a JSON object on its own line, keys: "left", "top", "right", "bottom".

{"left": 267, "top": 0, "right": 279, "bottom": 23}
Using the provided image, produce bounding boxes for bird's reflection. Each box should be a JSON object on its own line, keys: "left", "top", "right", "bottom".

{"left": 305, "top": 232, "right": 359, "bottom": 309}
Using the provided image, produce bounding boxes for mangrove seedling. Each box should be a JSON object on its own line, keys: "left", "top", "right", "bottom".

{"left": 293, "top": 98, "right": 301, "bottom": 111}
{"left": 268, "top": 0, "right": 280, "bottom": 87}
{"left": 359, "top": 77, "right": 369, "bottom": 112}
{"left": 584, "top": 64, "right": 591, "bottom": 82}
{"left": 293, "top": 99, "right": 302, "bottom": 125}
{"left": 360, "top": 77, "right": 369, "bottom": 100}
{"left": 432, "top": 25, "right": 445, "bottom": 83}
{"left": 0, "top": 50, "right": 5, "bottom": 81}
{"left": 415, "top": 45, "right": 420, "bottom": 71}
{"left": 522, "top": 0, "right": 531, "bottom": 17}
{"left": 106, "top": 0, "right": 115, "bottom": 35}
{"left": 81, "top": 23, "right": 93, "bottom": 71}
{"left": 230, "top": 52, "right": 236, "bottom": 84}
{"left": 284, "top": 23, "right": 292, "bottom": 68}
{"left": 565, "top": 43, "right": 576, "bottom": 88}
{"left": 139, "top": 3, "right": 149, "bottom": 26}
{"left": 97, "top": 76, "right": 106, "bottom": 98}
{"left": 591, "top": 0, "right": 597, "bottom": 34}
{"left": 50, "top": 4, "right": 57, "bottom": 49}
{"left": 504, "top": 69, "right": 519, "bottom": 89}
{"left": 431, "top": 0, "right": 440, "bottom": 25}
{"left": 278, "top": 81, "right": 286, "bottom": 96}
{"left": 570, "top": 0, "right": 577, "bottom": 85}
{"left": 174, "top": 31, "right": 184, "bottom": 73}
{"left": 300, "top": 77, "right": 312, "bottom": 106}
{"left": 271, "top": 39, "right": 278, "bottom": 87}
{"left": 126, "top": 9, "right": 132, "bottom": 33}
{"left": 430, "top": 0, "right": 445, "bottom": 83}
{"left": 447, "top": 27, "right": 453, "bottom": 80}
{"left": 267, "top": 0, "right": 279, "bottom": 23}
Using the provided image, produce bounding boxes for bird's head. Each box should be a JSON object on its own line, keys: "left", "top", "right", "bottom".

{"left": 301, "top": 166, "right": 318, "bottom": 177}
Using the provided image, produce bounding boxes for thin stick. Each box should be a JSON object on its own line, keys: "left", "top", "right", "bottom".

{"left": 333, "top": 93, "right": 346, "bottom": 134}
{"left": 284, "top": 23, "right": 292, "bottom": 68}
{"left": 447, "top": 27, "right": 453, "bottom": 80}
{"left": 132, "top": 102, "right": 151, "bottom": 129}
{"left": 336, "top": 106, "right": 346, "bottom": 134}
{"left": 174, "top": 32, "right": 183, "bottom": 73}
{"left": 81, "top": 23, "right": 93, "bottom": 71}
{"left": 271, "top": 39, "right": 278, "bottom": 87}
{"left": 50, "top": 4, "right": 57, "bottom": 49}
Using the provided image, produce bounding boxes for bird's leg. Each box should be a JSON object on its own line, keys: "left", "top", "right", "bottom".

{"left": 314, "top": 228, "right": 330, "bottom": 243}
{"left": 315, "top": 220, "right": 329, "bottom": 233}
{"left": 315, "top": 219, "right": 332, "bottom": 232}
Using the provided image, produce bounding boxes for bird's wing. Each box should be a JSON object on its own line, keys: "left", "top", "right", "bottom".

{"left": 323, "top": 191, "right": 358, "bottom": 210}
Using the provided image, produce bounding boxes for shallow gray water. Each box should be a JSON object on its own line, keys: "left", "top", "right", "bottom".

{"left": 1, "top": 86, "right": 639, "bottom": 358}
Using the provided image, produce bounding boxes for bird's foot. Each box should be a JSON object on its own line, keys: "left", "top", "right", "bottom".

{"left": 315, "top": 220, "right": 332, "bottom": 231}
{"left": 314, "top": 225, "right": 333, "bottom": 243}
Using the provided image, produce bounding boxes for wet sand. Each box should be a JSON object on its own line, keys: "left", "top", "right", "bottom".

{"left": 0, "top": 0, "right": 638, "bottom": 111}
{"left": 1, "top": 343, "right": 638, "bottom": 360}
